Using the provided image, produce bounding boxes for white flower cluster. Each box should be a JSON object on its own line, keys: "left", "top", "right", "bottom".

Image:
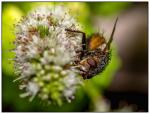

{"left": 14, "top": 6, "right": 83, "bottom": 105}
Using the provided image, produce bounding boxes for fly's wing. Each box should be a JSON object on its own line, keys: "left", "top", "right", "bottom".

{"left": 104, "top": 17, "right": 118, "bottom": 51}
{"left": 88, "top": 33, "right": 106, "bottom": 50}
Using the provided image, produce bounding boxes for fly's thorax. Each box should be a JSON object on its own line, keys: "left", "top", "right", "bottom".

{"left": 97, "top": 51, "right": 111, "bottom": 71}
{"left": 78, "top": 51, "right": 111, "bottom": 79}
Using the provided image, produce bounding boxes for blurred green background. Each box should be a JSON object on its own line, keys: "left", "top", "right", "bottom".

{"left": 2, "top": 2, "right": 148, "bottom": 112}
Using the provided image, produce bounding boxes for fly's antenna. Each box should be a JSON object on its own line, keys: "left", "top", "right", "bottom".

{"left": 105, "top": 17, "right": 118, "bottom": 51}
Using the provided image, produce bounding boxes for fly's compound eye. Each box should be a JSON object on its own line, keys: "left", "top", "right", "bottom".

{"left": 87, "top": 58, "right": 97, "bottom": 68}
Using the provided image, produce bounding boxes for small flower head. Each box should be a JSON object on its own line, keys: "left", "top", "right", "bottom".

{"left": 14, "top": 5, "right": 83, "bottom": 105}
